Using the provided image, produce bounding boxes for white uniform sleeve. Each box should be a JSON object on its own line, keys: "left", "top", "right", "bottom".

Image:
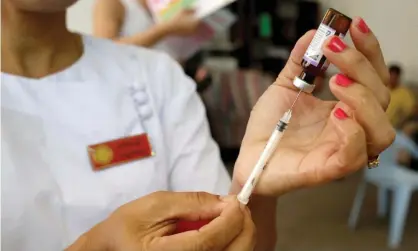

{"left": 154, "top": 54, "right": 231, "bottom": 195}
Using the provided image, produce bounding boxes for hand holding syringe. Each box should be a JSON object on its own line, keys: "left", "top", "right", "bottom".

{"left": 173, "top": 10, "right": 391, "bottom": 239}
{"left": 238, "top": 8, "right": 352, "bottom": 205}
{"left": 237, "top": 91, "right": 302, "bottom": 204}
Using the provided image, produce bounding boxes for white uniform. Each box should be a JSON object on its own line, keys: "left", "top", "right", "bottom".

{"left": 1, "top": 35, "right": 231, "bottom": 251}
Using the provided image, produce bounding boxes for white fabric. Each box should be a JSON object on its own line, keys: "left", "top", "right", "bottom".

{"left": 1, "top": 35, "right": 230, "bottom": 250}
{"left": 118, "top": 0, "right": 177, "bottom": 58}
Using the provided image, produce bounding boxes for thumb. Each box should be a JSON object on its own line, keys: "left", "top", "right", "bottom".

{"left": 137, "top": 192, "right": 228, "bottom": 223}
{"left": 174, "top": 195, "right": 239, "bottom": 233}
{"left": 153, "top": 197, "right": 245, "bottom": 251}
{"left": 274, "top": 30, "right": 316, "bottom": 90}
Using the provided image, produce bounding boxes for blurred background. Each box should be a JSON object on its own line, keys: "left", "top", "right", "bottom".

{"left": 68, "top": 0, "right": 418, "bottom": 250}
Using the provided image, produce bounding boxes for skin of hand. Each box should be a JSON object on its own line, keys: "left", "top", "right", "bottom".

{"left": 233, "top": 17, "right": 396, "bottom": 196}
{"left": 66, "top": 192, "right": 255, "bottom": 251}
{"left": 162, "top": 9, "right": 201, "bottom": 36}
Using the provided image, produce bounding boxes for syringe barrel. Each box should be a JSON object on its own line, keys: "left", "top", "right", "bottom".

{"left": 237, "top": 126, "right": 286, "bottom": 204}
{"left": 277, "top": 120, "right": 288, "bottom": 132}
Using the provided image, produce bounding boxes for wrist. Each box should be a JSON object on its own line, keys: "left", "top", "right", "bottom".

{"left": 229, "top": 178, "right": 277, "bottom": 206}
{"left": 247, "top": 194, "right": 278, "bottom": 251}
{"left": 229, "top": 177, "right": 242, "bottom": 195}
{"left": 230, "top": 178, "right": 277, "bottom": 251}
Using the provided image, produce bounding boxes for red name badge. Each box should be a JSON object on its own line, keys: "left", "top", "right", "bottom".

{"left": 88, "top": 134, "right": 154, "bottom": 171}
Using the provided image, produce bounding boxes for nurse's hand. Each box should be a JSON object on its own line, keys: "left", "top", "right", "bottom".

{"left": 66, "top": 192, "right": 255, "bottom": 251}
{"left": 234, "top": 18, "right": 395, "bottom": 196}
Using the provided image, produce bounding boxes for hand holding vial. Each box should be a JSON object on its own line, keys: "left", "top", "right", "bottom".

{"left": 233, "top": 14, "right": 395, "bottom": 198}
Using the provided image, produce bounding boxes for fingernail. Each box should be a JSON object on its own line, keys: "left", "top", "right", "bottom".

{"left": 334, "top": 108, "right": 348, "bottom": 120}
{"left": 357, "top": 18, "right": 370, "bottom": 34}
{"left": 328, "top": 36, "right": 346, "bottom": 53}
{"left": 335, "top": 74, "right": 354, "bottom": 87}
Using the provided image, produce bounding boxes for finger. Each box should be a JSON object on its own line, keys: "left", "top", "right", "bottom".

{"left": 154, "top": 198, "right": 245, "bottom": 251}
{"left": 225, "top": 208, "right": 257, "bottom": 251}
{"left": 322, "top": 36, "right": 390, "bottom": 109}
{"left": 321, "top": 107, "right": 369, "bottom": 181}
{"left": 137, "top": 191, "right": 227, "bottom": 223}
{"left": 349, "top": 17, "right": 390, "bottom": 86}
{"left": 274, "top": 30, "right": 316, "bottom": 89}
{"left": 330, "top": 74, "right": 395, "bottom": 156}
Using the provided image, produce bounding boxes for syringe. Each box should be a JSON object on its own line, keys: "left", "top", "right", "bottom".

{"left": 236, "top": 8, "right": 352, "bottom": 205}
{"left": 237, "top": 90, "right": 302, "bottom": 205}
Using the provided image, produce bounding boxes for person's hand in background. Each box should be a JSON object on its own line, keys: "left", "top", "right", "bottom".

{"left": 163, "top": 9, "right": 201, "bottom": 36}
{"left": 234, "top": 17, "right": 395, "bottom": 196}
{"left": 66, "top": 192, "right": 255, "bottom": 251}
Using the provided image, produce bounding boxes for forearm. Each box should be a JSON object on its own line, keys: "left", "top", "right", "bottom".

{"left": 115, "top": 23, "right": 171, "bottom": 48}
{"left": 230, "top": 180, "right": 277, "bottom": 251}
{"left": 248, "top": 195, "right": 278, "bottom": 251}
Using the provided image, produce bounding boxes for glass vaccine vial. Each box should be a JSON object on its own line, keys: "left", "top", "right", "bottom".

{"left": 293, "top": 8, "right": 352, "bottom": 93}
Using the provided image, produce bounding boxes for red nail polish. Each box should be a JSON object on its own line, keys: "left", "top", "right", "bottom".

{"left": 357, "top": 18, "right": 370, "bottom": 33}
{"left": 335, "top": 74, "right": 354, "bottom": 87}
{"left": 334, "top": 108, "right": 348, "bottom": 120}
{"left": 328, "top": 37, "right": 346, "bottom": 52}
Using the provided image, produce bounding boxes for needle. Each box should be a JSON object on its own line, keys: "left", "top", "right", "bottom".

{"left": 289, "top": 89, "right": 303, "bottom": 111}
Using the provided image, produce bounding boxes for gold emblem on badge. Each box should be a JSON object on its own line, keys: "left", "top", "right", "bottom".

{"left": 92, "top": 145, "right": 113, "bottom": 165}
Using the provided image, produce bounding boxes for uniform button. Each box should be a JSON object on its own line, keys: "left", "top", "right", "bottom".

{"left": 139, "top": 105, "right": 153, "bottom": 119}
{"left": 133, "top": 91, "right": 148, "bottom": 105}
